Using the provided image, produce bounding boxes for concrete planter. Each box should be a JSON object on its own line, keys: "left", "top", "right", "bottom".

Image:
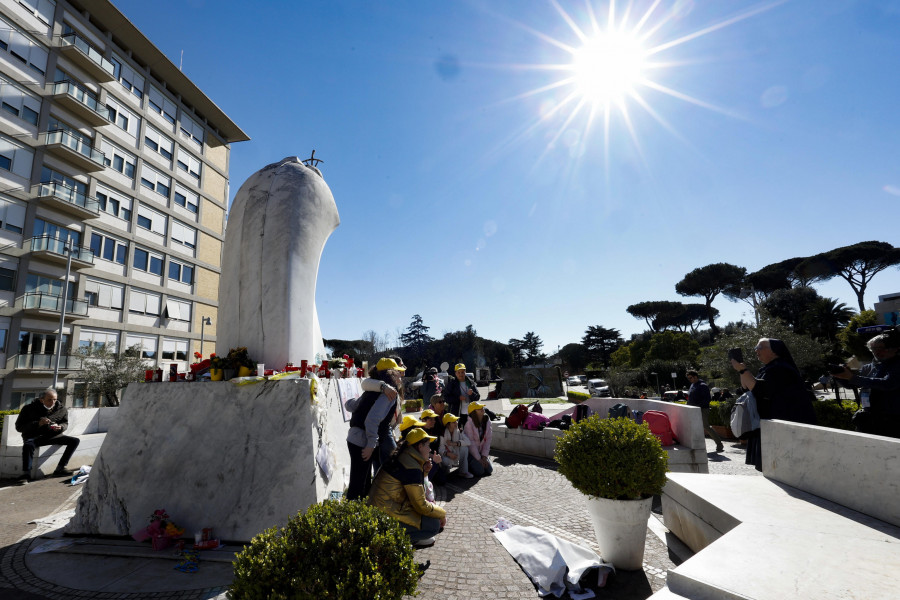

{"left": 585, "top": 495, "right": 652, "bottom": 570}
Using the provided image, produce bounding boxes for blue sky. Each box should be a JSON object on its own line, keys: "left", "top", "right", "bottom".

{"left": 114, "top": 0, "right": 899, "bottom": 353}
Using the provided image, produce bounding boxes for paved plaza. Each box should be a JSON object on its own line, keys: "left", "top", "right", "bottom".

{"left": 0, "top": 434, "right": 757, "bottom": 600}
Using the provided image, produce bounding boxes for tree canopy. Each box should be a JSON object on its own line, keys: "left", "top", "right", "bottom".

{"left": 581, "top": 325, "right": 623, "bottom": 368}
{"left": 675, "top": 262, "right": 746, "bottom": 338}
{"left": 76, "top": 344, "right": 148, "bottom": 406}
{"left": 799, "top": 241, "right": 900, "bottom": 311}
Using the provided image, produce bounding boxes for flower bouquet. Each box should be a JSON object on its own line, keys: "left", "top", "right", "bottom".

{"left": 132, "top": 509, "right": 185, "bottom": 550}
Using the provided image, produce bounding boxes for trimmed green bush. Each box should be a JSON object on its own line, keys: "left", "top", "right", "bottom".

{"left": 555, "top": 415, "right": 668, "bottom": 500}
{"left": 812, "top": 399, "right": 857, "bottom": 431}
{"left": 567, "top": 390, "right": 590, "bottom": 402}
{"left": 708, "top": 399, "right": 735, "bottom": 427}
{"left": 228, "top": 500, "right": 419, "bottom": 600}
{"left": 0, "top": 409, "right": 19, "bottom": 441}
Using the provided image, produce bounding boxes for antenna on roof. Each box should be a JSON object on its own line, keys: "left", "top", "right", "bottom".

{"left": 303, "top": 150, "right": 323, "bottom": 168}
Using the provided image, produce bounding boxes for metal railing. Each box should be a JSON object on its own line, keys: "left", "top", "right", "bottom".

{"left": 35, "top": 181, "right": 99, "bottom": 213}
{"left": 22, "top": 292, "right": 88, "bottom": 316}
{"left": 43, "top": 129, "right": 106, "bottom": 166}
{"left": 59, "top": 32, "right": 114, "bottom": 77}
{"left": 51, "top": 80, "right": 111, "bottom": 120}
{"left": 16, "top": 354, "right": 82, "bottom": 370}
{"left": 28, "top": 236, "right": 95, "bottom": 264}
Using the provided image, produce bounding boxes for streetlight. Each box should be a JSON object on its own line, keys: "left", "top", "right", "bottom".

{"left": 200, "top": 316, "right": 212, "bottom": 356}
{"left": 651, "top": 372, "right": 660, "bottom": 398}
{"left": 671, "top": 371, "right": 678, "bottom": 396}
{"left": 52, "top": 242, "right": 74, "bottom": 389}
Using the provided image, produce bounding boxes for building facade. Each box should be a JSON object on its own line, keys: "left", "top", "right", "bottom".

{"left": 0, "top": 0, "right": 248, "bottom": 409}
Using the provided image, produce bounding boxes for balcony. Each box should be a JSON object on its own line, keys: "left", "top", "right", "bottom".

{"left": 20, "top": 292, "right": 88, "bottom": 319}
{"left": 50, "top": 80, "right": 111, "bottom": 127}
{"left": 15, "top": 353, "right": 83, "bottom": 371}
{"left": 58, "top": 33, "right": 115, "bottom": 82}
{"left": 27, "top": 236, "right": 94, "bottom": 268}
{"left": 42, "top": 130, "right": 106, "bottom": 172}
{"left": 34, "top": 182, "right": 99, "bottom": 219}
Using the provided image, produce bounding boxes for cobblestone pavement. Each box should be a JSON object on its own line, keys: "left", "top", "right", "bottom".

{"left": 0, "top": 433, "right": 755, "bottom": 600}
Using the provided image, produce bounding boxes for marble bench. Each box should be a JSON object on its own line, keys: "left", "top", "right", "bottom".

{"left": 0, "top": 407, "right": 118, "bottom": 479}
{"left": 491, "top": 397, "right": 709, "bottom": 473}
{"left": 654, "top": 420, "right": 900, "bottom": 599}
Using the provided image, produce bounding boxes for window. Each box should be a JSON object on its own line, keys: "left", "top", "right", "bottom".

{"left": 163, "top": 298, "right": 191, "bottom": 322}
{"left": 41, "top": 166, "right": 87, "bottom": 197}
{"left": 99, "top": 139, "right": 136, "bottom": 179}
{"left": 78, "top": 328, "right": 118, "bottom": 351}
{"left": 89, "top": 232, "right": 127, "bottom": 265}
{"left": 132, "top": 246, "right": 163, "bottom": 275}
{"left": 173, "top": 184, "right": 199, "bottom": 213}
{"left": 148, "top": 85, "right": 176, "bottom": 126}
{"left": 136, "top": 204, "right": 167, "bottom": 236}
{"left": 0, "top": 265, "right": 15, "bottom": 291}
{"left": 12, "top": 391, "right": 41, "bottom": 410}
{"left": 125, "top": 334, "right": 157, "bottom": 359}
{"left": 128, "top": 289, "right": 160, "bottom": 315}
{"left": 0, "top": 194, "right": 26, "bottom": 233}
{"left": 139, "top": 163, "right": 171, "bottom": 198}
{"left": 0, "top": 16, "right": 49, "bottom": 77}
{"left": 161, "top": 338, "right": 188, "bottom": 361}
{"left": 111, "top": 54, "right": 144, "bottom": 100}
{"left": 144, "top": 125, "right": 174, "bottom": 161}
{"left": 170, "top": 220, "right": 196, "bottom": 250}
{"left": 179, "top": 113, "right": 204, "bottom": 150}
{"left": 95, "top": 184, "right": 132, "bottom": 222}
{"left": 176, "top": 147, "right": 201, "bottom": 183}
{"left": 0, "top": 76, "right": 41, "bottom": 125}
{"left": 105, "top": 94, "right": 140, "bottom": 138}
{"left": 168, "top": 259, "right": 194, "bottom": 285}
{"left": 25, "top": 272, "right": 67, "bottom": 297}
{"left": 0, "top": 327, "right": 7, "bottom": 353}
{"left": 83, "top": 279, "right": 124, "bottom": 309}
{"left": 0, "top": 134, "right": 35, "bottom": 178}
{"left": 32, "top": 218, "right": 80, "bottom": 246}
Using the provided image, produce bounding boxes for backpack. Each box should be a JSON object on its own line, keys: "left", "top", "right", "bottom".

{"left": 632, "top": 410, "right": 644, "bottom": 425}
{"left": 574, "top": 403, "right": 590, "bottom": 423}
{"left": 608, "top": 403, "right": 631, "bottom": 420}
{"left": 529, "top": 400, "right": 543, "bottom": 414}
{"left": 505, "top": 404, "right": 529, "bottom": 429}
{"left": 523, "top": 412, "right": 550, "bottom": 430}
{"left": 643, "top": 410, "right": 677, "bottom": 446}
{"left": 547, "top": 418, "right": 566, "bottom": 430}
{"left": 730, "top": 391, "right": 760, "bottom": 438}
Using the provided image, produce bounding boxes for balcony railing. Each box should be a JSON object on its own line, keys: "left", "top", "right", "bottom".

{"left": 59, "top": 32, "right": 115, "bottom": 78}
{"left": 51, "top": 80, "right": 111, "bottom": 124}
{"left": 22, "top": 292, "right": 89, "bottom": 317}
{"left": 28, "top": 236, "right": 95, "bottom": 265}
{"left": 16, "top": 354, "right": 82, "bottom": 370}
{"left": 42, "top": 129, "right": 106, "bottom": 168}
{"left": 35, "top": 181, "right": 100, "bottom": 215}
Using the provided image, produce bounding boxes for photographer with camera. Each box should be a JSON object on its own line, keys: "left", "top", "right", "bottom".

{"left": 832, "top": 329, "right": 900, "bottom": 439}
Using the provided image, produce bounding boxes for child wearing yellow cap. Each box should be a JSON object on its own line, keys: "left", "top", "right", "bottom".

{"left": 438, "top": 413, "right": 473, "bottom": 478}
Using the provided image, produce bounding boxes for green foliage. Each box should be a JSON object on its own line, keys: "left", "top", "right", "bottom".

{"left": 567, "top": 390, "right": 590, "bottom": 402}
{"left": 675, "top": 262, "right": 747, "bottom": 336}
{"left": 708, "top": 400, "right": 735, "bottom": 427}
{"left": 0, "top": 409, "right": 20, "bottom": 441}
{"left": 228, "top": 500, "right": 419, "bottom": 600}
{"left": 76, "top": 344, "right": 148, "bottom": 407}
{"left": 645, "top": 331, "right": 700, "bottom": 363}
{"left": 402, "top": 399, "right": 422, "bottom": 412}
{"left": 837, "top": 310, "right": 879, "bottom": 359}
{"left": 559, "top": 343, "right": 588, "bottom": 373}
{"left": 581, "top": 325, "right": 623, "bottom": 368}
{"left": 800, "top": 241, "right": 900, "bottom": 311}
{"left": 812, "top": 399, "right": 857, "bottom": 431}
{"left": 554, "top": 416, "right": 668, "bottom": 500}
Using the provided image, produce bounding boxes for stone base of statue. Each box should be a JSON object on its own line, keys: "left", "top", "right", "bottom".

{"left": 66, "top": 379, "right": 353, "bottom": 542}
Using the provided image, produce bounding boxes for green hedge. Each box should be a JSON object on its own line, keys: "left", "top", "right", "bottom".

{"left": 0, "top": 409, "right": 19, "bottom": 441}
{"left": 812, "top": 399, "right": 857, "bottom": 431}
{"left": 567, "top": 391, "right": 590, "bottom": 402}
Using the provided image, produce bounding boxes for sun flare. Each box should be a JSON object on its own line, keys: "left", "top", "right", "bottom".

{"left": 571, "top": 31, "right": 647, "bottom": 105}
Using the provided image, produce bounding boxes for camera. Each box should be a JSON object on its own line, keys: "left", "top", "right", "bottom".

{"left": 727, "top": 348, "right": 743, "bottom": 364}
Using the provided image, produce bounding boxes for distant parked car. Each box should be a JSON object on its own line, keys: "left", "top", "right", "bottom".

{"left": 587, "top": 379, "right": 611, "bottom": 397}
{"left": 566, "top": 376, "right": 581, "bottom": 386}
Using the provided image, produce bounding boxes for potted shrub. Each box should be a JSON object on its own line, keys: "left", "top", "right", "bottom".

{"left": 708, "top": 399, "right": 735, "bottom": 440}
{"left": 225, "top": 347, "right": 255, "bottom": 378}
{"left": 554, "top": 415, "right": 668, "bottom": 570}
{"left": 228, "top": 500, "right": 419, "bottom": 600}
{"left": 209, "top": 353, "right": 224, "bottom": 381}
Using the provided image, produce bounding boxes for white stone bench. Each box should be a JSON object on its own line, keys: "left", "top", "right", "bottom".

{"left": 655, "top": 420, "right": 900, "bottom": 599}
{"left": 0, "top": 407, "right": 118, "bottom": 479}
{"left": 491, "top": 398, "right": 709, "bottom": 473}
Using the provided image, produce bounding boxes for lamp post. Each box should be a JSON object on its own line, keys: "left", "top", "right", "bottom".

{"left": 200, "top": 316, "right": 212, "bottom": 356}
{"left": 671, "top": 372, "right": 678, "bottom": 396}
{"left": 651, "top": 372, "right": 660, "bottom": 398}
{"left": 52, "top": 242, "right": 74, "bottom": 389}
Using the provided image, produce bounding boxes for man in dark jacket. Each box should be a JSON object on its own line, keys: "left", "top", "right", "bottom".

{"left": 15, "top": 388, "right": 79, "bottom": 479}
{"left": 686, "top": 370, "right": 724, "bottom": 453}
{"left": 443, "top": 363, "right": 480, "bottom": 418}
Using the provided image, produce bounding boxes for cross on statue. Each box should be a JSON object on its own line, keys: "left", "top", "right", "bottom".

{"left": 303, "top": 150, "right": 323, "bottom": 167}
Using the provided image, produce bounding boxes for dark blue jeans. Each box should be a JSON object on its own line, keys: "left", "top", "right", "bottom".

{"left": 22, "top": 434, "right": 80, "bottom": 473}
{"left": 401, "top": 516, "right": 441, "bottom": 543}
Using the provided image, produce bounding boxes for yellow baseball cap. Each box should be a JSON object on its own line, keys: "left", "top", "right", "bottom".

{"left": 442, "top": 413, "right": 459, "bottom": 425}
{"left": 399, "top": 415, "right": 426, "bottom": 432}
{"left": 406, "top": 428, "right": 437, "bottom": 445}
{"left": 454, "top": 363, "right": 466, "bottom": 372}
{"left": 467, "top": 401, "right": 485, "bottom": 414}
{"left": 376, "top": 357, "right": 405, "bottom": 372}
{"left": 420, "top": 409, "right": 439, "bottom": 419}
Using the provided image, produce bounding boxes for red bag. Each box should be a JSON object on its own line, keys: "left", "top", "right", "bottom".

{"left": 505, "top": 404, "right": 529, "bottom": 429}
{"left": 643, "top": 410, "right": 677, "bottom": 446}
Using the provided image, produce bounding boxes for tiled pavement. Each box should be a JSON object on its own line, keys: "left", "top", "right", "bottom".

{"left": 0, "top": 435, "right": 757, "bottom": 600}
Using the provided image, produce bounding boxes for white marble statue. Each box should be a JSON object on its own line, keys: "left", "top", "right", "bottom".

{"left": 217, "top": 156, "right": 339, "bottom": 367}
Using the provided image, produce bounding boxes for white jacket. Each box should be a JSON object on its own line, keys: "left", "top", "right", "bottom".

{"left": 439, "top": 428, "right": 470, "bottom": 467}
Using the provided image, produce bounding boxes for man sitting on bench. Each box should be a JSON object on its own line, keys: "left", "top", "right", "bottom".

{"left": 15, "top": 388, "right": 80, "bottom": 480}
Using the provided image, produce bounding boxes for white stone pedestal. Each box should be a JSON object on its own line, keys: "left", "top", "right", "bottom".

{"left": 66, "top": 378, "right": 353, "bottom": 542}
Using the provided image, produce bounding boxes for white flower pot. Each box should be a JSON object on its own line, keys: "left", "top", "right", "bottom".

{"left": 584, "top": 495, "right": 653, "bottom": 570}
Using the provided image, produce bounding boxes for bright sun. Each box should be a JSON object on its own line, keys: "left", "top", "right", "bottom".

{"left": 571, "top": 32, "right": 647, "bottom": 105}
